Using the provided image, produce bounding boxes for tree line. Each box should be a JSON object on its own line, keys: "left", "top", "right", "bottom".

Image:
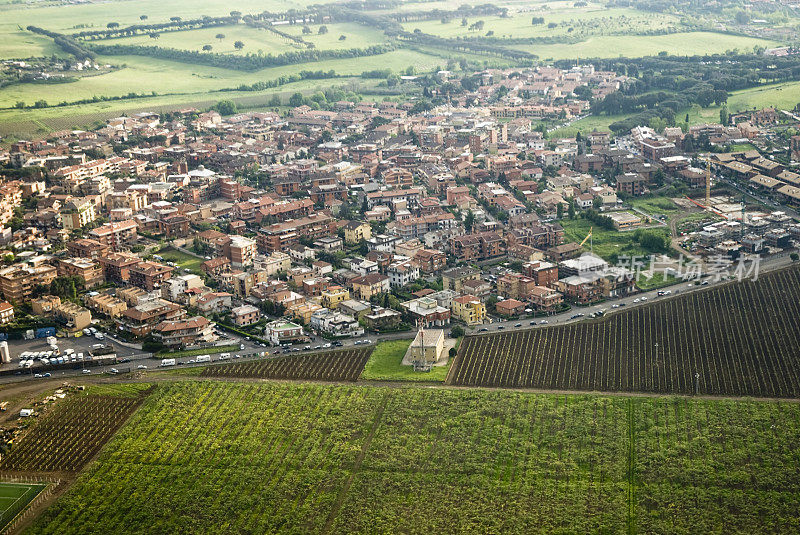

{"left": 27, "top": 26, "right": 95, "bottom": 61}
{"left": 87, "top": 42, "right": 397, "bottom": 71}
{"left": 70, "top": 16, "right": 236, "bottom": 40}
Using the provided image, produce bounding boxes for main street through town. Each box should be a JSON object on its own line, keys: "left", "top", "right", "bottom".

{"left": 1, "top": 253, "right": 793, "bottom": 386}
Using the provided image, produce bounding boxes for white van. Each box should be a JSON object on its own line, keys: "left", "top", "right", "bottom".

{"left": 160, "top": 358, "right": 176, "bottom": 367}
{"left": 195, "top": 355, "right": 211, "bottom": 363}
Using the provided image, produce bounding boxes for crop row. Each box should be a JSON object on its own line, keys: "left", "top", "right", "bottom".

{"left": 199, "top": 347, "right": 373, "bottom": 382}
{"left": 448, "top": 267, "right": 800, "bottom": 397}
{"left": 25, "top": 382, "right": 800, "bottom": 534}
{"left": 0, "top": 394, "right": 147, "bottom": 473}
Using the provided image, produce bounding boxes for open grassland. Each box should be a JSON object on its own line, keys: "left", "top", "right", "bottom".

{"left": 101, "top": 23, "right": 389, "bottom": 55}
{"left": 559, "top": 217, "right": 670, "bottom": 261}
{"left": 449, "top": 266, "right": 800, "bottom": 398}
{"left": 361, "top": 339, "right": 452, "bottom": 382}
{"left": 516, "top": 32, "right": 777, "bottom": 61}
{"left": 402, "top": 7, "right": 679, "bottom": 40}
{"left": 23, "top": 381, "right": 800, "bottom": 534}
{"left": 0, "top": 46, "right": 452, "bottom": 111}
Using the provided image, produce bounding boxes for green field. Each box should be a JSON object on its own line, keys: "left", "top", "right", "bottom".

{"left": 403, "top": 7, "right": 679, "bottom": 40}
{"left": 156, "top": 247, "right": 204, "bottom": 274}
{"left": 102, "top": 23, "right": 389, "bottom": 55}
{"left": 517, "top": 32, "right": 777, "bottom": 61}
{"left": 560, "top": 217, "right": 671, "bottom": 261}
{"left": 0, "top": 482, "right": 47, "bottom": 529}
{"left": 25, "top": 381, "right": 800, "bottom": 533}
{"left": 361, "top": 339, "right": 452, "bottom": 382}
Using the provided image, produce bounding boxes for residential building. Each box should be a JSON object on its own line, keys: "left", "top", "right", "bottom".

{"left": 528, "top": 286, "right": 564, "bottom": 312}
{"left": 321, "top": 286, "right": 350, "bottom": 309}
{"left": 154, "top": 316, "right": 215, "bottom": 347}
{"left": 343, "top": 221, "right": 372, "bottom": 244}
{"left": 442, "top": 267, "right": 481, "bottom": 292}
{"left": 60, "top": 198, "right": 96, "bottom": 230}
{"left": 231, "top": 305, "right": 260, "bottom": 327}
{"left": 0, "top": 302, "right": 13, "bottom": 324}
{"left": 117, "top": 299, "right": 186, "bottom": 337}
{"left": 88, "top": 219, "right": 138, "bottom": 250}
{"left": 0, "top": 263, "right": 58, "bottom": 302}
{"left": 98, "top": 252, "right": 141, "bottom": 284}
{"left": 85, "top": 293, "right": 128, "bottom": 318}
{"left": 309, "top": 309, "right": 364, "bottom": 337}
{"left": 57, "top": 257, "right": 104, "bottom": 288}
{"left": 31, "top": 295, "right": 61, "bottom": 316}
{"left": 362, "top": 306, "right": 402, "bottom": 331}
{"left": 265, "top": 320, "right": 306, "bottom": 346}
{"left": 451, "top": 294, "right": 486, "bottom": 325}
{"left": 351, "top": 273, "right": 390, "bottom": 300}
{"left": 54, "top": 302, "right": 92, "bottom": 332}
{"left": 403, "top": 296, "right": 451, "bottom": 327}
{"left": 387, "top": 260, "right": 420, "bottom": 289}
{"left": 129, "top": 261, "right": 174, "bottom": 291}
{"left": 495, "top": 298, "right": 525, "bottom": 317}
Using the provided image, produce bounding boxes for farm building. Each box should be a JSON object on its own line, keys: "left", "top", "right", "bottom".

{"left": 407, "top": 329, "right": 445, "bottom": 364}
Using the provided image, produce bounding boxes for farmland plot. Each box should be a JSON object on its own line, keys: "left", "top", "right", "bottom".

{"left": 199, "top": 347, "right": 373, "bottom": 382}
{"left": 449, "top": 266, "right": 800, "bottom": 397}
{"left": 25, "top": 382, "right": 800, "bottom": 534}
{"left": 0, "top": 388, "right": 150, "bottom": 473}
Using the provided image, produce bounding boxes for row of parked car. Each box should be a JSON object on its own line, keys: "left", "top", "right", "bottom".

{"left": 18, "top": 348, "right": 88, "bottom": 368}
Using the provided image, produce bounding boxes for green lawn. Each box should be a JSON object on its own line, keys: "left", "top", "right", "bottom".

{"left": 635, "top": 271, "right": 680, "bottom": 290}
{"left": 156, "top": 247, "right": 204, "bottom": 274}
{"left": 559, "top": 217, "right": 671, "bottom": 262}
{"left": 629, "top": 196, "right": 679, "bottom": 215}
{"left": 361, "top": 339, "right": 451, "bottom": 382}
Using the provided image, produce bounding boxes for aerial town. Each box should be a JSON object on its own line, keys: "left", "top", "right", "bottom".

{"left": 4, "top": 0, "right": 800, "bottom": 524}
{"left": 0, "top": 63, "right": 797, "bottom": 373}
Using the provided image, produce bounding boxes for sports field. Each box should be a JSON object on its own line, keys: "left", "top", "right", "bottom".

{"left": 0, "top": 482, "right": 46, "bottom": 529}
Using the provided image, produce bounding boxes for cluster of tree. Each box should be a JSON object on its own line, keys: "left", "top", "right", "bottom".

{"left": 576, "top": 52, "right": 800, "bottom": 133}
{"left": 225, "top": 69, "right": 340, "bottom": 93}
{"left": 386, "top": 4, "right": 508, "bottom": 23}
{"left": 47, "top": 276, "right": 84, "bottom": 301}
{"left": 71, "top": 15, "right": 237, "bottom": 40}
{"left": 10, "top": 89, "right": 157, "bottom": 110}
{"left": 88, "top": 42, "right": 397, "bottom": 71}
{"left": 580, "top": 208, "right": 615, "bottom": 230}
{"left": 633, "top": 229, "right": 671, "bottom": 253}
{"left": 27, "top": 26, "right": 95, "bottom": 61}
{"left": 397, "top": 30, "right": 537, "bottom": 62}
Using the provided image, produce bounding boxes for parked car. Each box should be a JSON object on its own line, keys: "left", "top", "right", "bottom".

{"left": 137, "top": 365, "right": 148, "bottom": 370}
{"left": 109, "top": 368, "right": 119, "bottom": 374}
{"left": 514, "top": 323, "right": 522, "bottom": 327}
{"left": 82, "top": 369, "right": 91, "bottom": 374}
